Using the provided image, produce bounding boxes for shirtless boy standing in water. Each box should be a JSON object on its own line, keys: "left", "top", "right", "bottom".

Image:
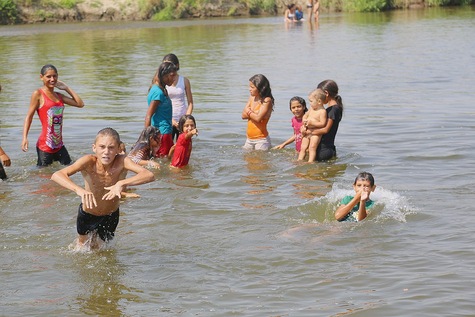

{"left": 51, "top": 128, "right": 155, "bottom": 250}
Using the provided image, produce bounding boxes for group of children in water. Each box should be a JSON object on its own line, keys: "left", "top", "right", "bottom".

{"left": 284, "top": 1, "right": 320, "bottom": 23}
{"left": 0, "top": 56, "right": 377, "bottom": 250}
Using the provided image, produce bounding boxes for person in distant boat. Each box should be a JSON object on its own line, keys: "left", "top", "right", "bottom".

{"left": 301, "top": 79, "right": 343, "bottom": 161}
{"left": 335, "top": 172, "right": 376, "bottom": 222}
{"left": 162, "top": 53, "right": 195, "bottom": 142}
{"left": 145, "top": 62, "right": 178, "bottom": 158}
{"left": 21, "top": 64, "right": 84, "bottom": 166}
{"left": 51, "top": 128, "right": 155, "bottom": 251}
{"left": 241, "top": 74, "right": 274, "bottom": 151}
{"left": 284, "top": 3, "right": 297, "bottom": 22}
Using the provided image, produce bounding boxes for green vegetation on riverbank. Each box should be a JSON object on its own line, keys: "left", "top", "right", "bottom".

{"left": 1, "top": 0, "right": 473, "bottom": 25}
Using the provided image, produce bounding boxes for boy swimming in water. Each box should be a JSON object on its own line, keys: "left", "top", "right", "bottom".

{"left": 51, "top": 127, "right": 155, "bottom": 250}
{"left": 335, "top": 172, "right": 376, "bottom": 222}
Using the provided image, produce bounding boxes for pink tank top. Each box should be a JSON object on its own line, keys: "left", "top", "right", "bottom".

{"left": 36, "top": 89, "right": 65, "bottom": 153}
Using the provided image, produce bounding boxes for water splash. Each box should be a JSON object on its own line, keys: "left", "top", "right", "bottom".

{"left": 67, "top": 233, "right": 116, "bottom": 253}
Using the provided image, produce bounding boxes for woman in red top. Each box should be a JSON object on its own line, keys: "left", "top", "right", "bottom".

{"left": 22, "top": 64, "right": 84, "bottom": 166}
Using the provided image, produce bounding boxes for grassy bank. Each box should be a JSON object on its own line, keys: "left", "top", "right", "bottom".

{"left": 1, "top": 0, "right": 474, "bottom": 24}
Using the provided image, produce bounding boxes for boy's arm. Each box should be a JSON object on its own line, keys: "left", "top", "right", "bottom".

{"left": 103, "top": 157, "right": 155, "bottom": 200}
{"left": 356, "top": 190, "right": 370, "bottom": 221}
{"left": 51, "top": 155, "right": 98, "bottom": 210}
{"left": 334, "top": 192, "right": 361, "bottom": 221}
{"left": 0, "top": 146, "right": 11, "bottom": 167}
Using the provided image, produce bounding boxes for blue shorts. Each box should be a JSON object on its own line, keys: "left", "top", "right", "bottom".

{"left": 76, "top": 204, "right": 120, "bottom": 242}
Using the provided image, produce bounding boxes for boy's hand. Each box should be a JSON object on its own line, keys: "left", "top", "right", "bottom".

{"left": 103, "top": 184, "right": 123, "bottom": 201}
{"left": 360, "top": 188, "right": 369, "bottom": 202}
{"left": 0, "top": 153, "right": 11, "bottom": 166}
{"left": 77, "top": 188, "right": 97, "bottom": 210}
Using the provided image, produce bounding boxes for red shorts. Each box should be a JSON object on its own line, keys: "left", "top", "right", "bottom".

{"left": 155, "top": 133, "right": 173, "bottom": 157}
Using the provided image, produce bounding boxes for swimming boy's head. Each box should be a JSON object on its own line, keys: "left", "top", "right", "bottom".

{"left": 353, "top": 172, "right": 376, "bottom": 194}
{"left": 93, "top": 128, "right": 121, "bottom": 165}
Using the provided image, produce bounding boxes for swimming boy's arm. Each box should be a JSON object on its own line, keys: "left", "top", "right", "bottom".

{"left": 51, "top": 155, "right": 98, "bottom": 210}
{"left": 102, "top": 157, "right": 155, "bottom": 201}
{"left": 334, "top": 189, "right": 369, "bottom": 221}
{"left": 145, "top": 100, "right": 159, "bottom": 127}
{"left": 55, "top": 81, "right": 84, "bottom": 108}
{"left": 184, "top": 77, "right": 194, "bottom": 115}
{"left": 21, "top": 90, "right": 41, "bottom": 152}
{"left": 0, "top": 146, "right": 11, "bottom": 166}
{"left": 335, "top": 193, "right": 360, "bottom": 221}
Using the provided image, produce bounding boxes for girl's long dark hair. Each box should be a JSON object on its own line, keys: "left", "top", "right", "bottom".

{"left": 149, "top": 62, "right": 177, "bottom": 95}
{"left": 249, "top": 74, "right": 274, "bottom": 108}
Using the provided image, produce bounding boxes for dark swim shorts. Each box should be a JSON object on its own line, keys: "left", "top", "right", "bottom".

{"left": 0, "top": 161, "right": 7, "bottom": 180}
{"left": 36, "top": 146, "right": 72, "bottom": 166}
{"left": 76, "top": 204, "right": 120, "bottom": 242}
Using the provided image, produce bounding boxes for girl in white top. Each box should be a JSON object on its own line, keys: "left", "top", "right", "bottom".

{"left": 162, "top": 53, "right": 194, "bottom": 141}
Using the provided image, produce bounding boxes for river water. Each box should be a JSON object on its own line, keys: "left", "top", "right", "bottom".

{"left": 1, "top": 7, "right": 475, "bottom": 316}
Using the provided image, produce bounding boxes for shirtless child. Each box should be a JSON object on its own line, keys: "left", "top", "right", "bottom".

{"left": 51, "top": 128, "right": 155, "bottom": 250}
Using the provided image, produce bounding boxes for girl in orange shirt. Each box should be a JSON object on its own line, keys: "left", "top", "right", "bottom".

{"left": 241, "top": 74, "right": 274, "bottom": 151}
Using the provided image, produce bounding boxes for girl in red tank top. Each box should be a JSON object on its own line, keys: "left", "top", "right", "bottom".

{"left": 22, "top": 64, "right": 85, "bottom": 166}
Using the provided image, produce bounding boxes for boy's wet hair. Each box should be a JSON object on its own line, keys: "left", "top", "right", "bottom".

{"left": 96, "top": 127, "right": 121, "bottom": 144}
{"left": 178, "top": 115, "right": 196, "bottom": 133}
{"left": 354, "top": 172, "right": 375, "bottom": 187}
{"left": 40, "top": 64, "right": 58, "bottom": 75}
